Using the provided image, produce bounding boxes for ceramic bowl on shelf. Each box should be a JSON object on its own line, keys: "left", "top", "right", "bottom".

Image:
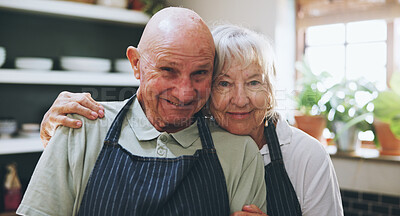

{"left": 60, "top": 56, "right": 111, "bottom": 72}
{"left": 114, "top": 59, "right": 132, "bottom": 73}
{"left": 0, "top": 46, "right": 5, "bottom": 68}
{"left": 0, "top": 118, "right": 18, "bottom": 138}
{"left": 15, "top": 57, "right": 53, "bottom": 70}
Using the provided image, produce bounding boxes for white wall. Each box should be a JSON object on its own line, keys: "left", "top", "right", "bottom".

{"left": 167, "top": 0, "right": 296, "bottom": 118}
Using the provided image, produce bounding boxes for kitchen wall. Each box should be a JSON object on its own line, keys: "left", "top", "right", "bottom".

{"left": 167, "top": 0, "right": 297, "bottom": 117}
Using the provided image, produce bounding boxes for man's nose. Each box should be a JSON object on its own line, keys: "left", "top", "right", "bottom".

{"left": 174, "top": 77, "right": 197, "bottom": 103}
{"left": 231, "top": 84, "right": 249, "bottom": 107}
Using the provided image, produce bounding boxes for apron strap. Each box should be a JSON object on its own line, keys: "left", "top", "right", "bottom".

{"left": 264, "top": 118, "right": 303, "bottom": 216}
{"left": 195, "top": 112, "right": 214, "bottom": 150}
{"left": 104, "top": 94, "right": 136, "bottom": 144}
{"left": 264, "top": 119, "right": 283, "bottom": 162}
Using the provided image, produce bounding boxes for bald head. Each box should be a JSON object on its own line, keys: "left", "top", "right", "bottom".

{"left": 126, "top": 7, "right": 216, "bottom": 132}
{"left": 138, "top": 7, "right": 215, "bottom": 57}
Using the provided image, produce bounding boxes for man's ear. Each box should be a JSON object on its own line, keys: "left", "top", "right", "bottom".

{"left": 126, "top": 46, "right": 140, "bottom": 79}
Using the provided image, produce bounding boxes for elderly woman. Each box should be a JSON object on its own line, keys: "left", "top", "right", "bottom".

{"left": 40, "top": 24, "right": 343, "bottom": 215}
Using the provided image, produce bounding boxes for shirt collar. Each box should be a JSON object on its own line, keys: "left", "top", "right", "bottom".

{"left": 127, "top": 98, "right": 199, "bottom": 148}
{"left": 127, "top": 98, "right": 161, "bottom": 141}
{"left": 259, "top": 113, "right": 292, "bottom": 155}
{"left": 171, "top": 121, "right": 200, "bottom": 148}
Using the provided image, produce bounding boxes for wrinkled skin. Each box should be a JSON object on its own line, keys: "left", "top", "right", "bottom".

{"left": 131, "top": 8, "right": 215, "bottom": 132}
{"left": 210, "top": 62, "right": 270, "bottom": 148}
{"left": 39, "top": 8, "right": 267, "bottom": 215}
{"left": 40, "top": 91, "right": 104, "bottom": 147}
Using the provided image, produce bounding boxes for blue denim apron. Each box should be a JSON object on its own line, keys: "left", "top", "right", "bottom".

{"left": 264, "top": 120, "right": 302, "bottom": 216}
{"left": 77, "top": 95, "right": 230, "bottom": 216}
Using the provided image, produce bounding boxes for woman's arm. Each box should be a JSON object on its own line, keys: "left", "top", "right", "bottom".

{"left": 40, "top": 91, "right": 104, "bottom": 147}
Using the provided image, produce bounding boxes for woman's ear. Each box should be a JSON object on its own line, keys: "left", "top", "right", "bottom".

{"left": 126, "top": 46, "right": 140, "bottom": 79}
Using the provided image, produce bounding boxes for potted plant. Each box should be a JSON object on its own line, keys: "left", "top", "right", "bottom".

{"left": 324, "top": 78, "right": 378, "bottom": 152}
{"left": 294, "top": 60, "right": 330, "bottom": 144}
{"left": 372, "top": 71, "right": 400, "bottom": 155}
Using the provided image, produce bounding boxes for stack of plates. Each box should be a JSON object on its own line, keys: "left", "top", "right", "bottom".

{"left": 15, "top": 57, "right": 53, "bottom": 70}
{"left": 0, "top": 118, "right": 18, "bottom": 138}
{"left": 0, "top": 47, "right": 5, "bottom": 67}
{"left": 61, "top": 56, "right": 111, "bottom": 72}
{"left": 115, "top": 59, "right": 132, "bottom": 73}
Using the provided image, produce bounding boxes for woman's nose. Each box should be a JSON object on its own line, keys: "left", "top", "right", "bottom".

{"left": 231, "top": 84, "right": 249, "bottom": 107}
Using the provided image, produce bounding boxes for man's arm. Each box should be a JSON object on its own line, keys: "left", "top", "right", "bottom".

{"left": 41, "top": 91, "right": 104, "bottom": 147}
{"left": 17, "top": 126, "right": 77, "bottom": 215}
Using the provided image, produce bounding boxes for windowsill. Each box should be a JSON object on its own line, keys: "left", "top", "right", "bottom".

{"left": 327, "top": 145, "right": 400, "bottom": 163}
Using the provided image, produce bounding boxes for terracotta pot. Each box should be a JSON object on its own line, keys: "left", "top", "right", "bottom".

{"left": 294, "top": 115, "right": 326, "bottom": 144}
{"left": 128, "top": 0, "right": 144, "bottom": 10}
{"left": 374, "top": 120, "right": 400, "bottom": 156}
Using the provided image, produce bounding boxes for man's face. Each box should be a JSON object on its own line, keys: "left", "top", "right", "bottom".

{"left": 137, "top": 33, "right": 214, "bottom": 133}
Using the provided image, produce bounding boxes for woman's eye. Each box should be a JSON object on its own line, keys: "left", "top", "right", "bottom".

{"left": 218, "top": 81, "right": 230, "bottom": 87}
{"left": 249, "top": 80, "right": 261, "bottom": 86}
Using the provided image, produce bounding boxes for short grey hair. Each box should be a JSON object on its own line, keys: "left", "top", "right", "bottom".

{"left": 211, "top": 24, "right": 277, "bottom": 120}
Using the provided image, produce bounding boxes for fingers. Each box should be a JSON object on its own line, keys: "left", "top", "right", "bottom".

{"left": 80, "top": 93, "right": 105, "bottom": 118}
{"left": 58, "top": 92, "right": 104, "bottom": 120}
{"left": 53, "top": 92, "right": 103, "bottom": 120}
{"left": 54, "top": 115, "right": 82, "bottom": 129}
{"left": 242, "top": 205, "right": 264, "bottom": 214}
{"left": 230, "top": 205, "right": 268, "bottom": 216}
{"left": 230, "top": 212, "right": 264, "bottom": 216}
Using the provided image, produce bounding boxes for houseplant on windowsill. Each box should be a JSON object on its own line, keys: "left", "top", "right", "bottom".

{"left": 324, "top": 78, "right": 378, "bottom": 152}
{"left": 294, "top": 60, "right": 330, "bottom": 144}
{"left": 372, "top": 71, "right": 400, "bottom": 156}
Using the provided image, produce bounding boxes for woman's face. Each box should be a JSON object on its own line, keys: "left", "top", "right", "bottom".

{"left": 210, "top": 61, "right": 270, "bottom": 137}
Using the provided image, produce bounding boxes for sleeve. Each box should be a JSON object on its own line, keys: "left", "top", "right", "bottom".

{"left": 229, "top": 138, "right": 267, "bottom": 214}
{"left": 16, "top": 126, "right": 78, "bottom": 216}
{"left": 302, "top": 144, "right": 344, "bottom": 216}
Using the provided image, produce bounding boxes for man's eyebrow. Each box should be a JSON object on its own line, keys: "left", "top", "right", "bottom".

{"left": 196, "top": 63, "right": 213, "bottom": 69}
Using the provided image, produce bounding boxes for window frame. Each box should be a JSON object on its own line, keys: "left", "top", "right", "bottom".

{"left": 296, "top": 1, "right": 400, "bottom": 87}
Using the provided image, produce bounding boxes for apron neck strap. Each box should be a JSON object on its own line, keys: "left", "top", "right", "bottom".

{"left": 195, "top": 112, "right": 215, "bottom": 150}
{"left": 104, "top": 94, "right": 136, "bottom": 144}
{"left": 264, "top": 119, "right": 283, "bottom": 161}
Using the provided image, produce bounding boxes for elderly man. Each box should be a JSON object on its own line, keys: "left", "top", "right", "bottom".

{"left": 17, "top": 7, "right": 266, "bottom": 216}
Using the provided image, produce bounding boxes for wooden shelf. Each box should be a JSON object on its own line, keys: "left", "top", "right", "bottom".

{"left": 0, "top": 133, "right": 43, "bottom": 155}
{"left": 0, "top": 69, "right": 140, "bottom": 86}
{"left": 0, "top": 0, "right": 150, "bottom": 26}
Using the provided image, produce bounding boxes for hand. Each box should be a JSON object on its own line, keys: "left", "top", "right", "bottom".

{"left": 40, "top": 91, "right": 104, "bottom": 147}
{"left": 230, "top": 205, "right": 268, "bottom": 216}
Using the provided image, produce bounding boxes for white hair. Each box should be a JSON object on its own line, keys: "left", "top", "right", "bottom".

{"left": 211, "top": 24, "right": 277, "bottom": 119}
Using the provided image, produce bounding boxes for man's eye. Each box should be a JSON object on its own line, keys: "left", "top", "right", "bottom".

{"left": 218, "top": 81, "right": 230, "bottom": 87}
{"left": 160, "top": 67, "right": 173, "bottom": 72}
{"left": 194, "top": 70, "right": 208, "bottom": 76}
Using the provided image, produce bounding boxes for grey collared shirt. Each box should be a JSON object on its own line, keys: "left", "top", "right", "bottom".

{"left": 18, "top": 98, "right": 266, "bottom": 216}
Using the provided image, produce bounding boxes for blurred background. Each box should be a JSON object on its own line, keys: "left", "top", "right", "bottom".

{"left": 0, "top": 0, "right": 399, "bottom": 215}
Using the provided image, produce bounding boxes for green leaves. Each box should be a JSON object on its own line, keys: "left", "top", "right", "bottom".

{"left": 373, "top": 71, "right": 400, "bottom": 138}
{"left": 373, "top": 91, "right": 400, "bottom": 122}
{"left": 295, "top": 60, "right": 330, "bottom": 116}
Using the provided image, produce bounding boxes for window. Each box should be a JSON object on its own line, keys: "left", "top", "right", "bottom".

{"left": 304, "top": 20, "right": 388, "bottom": 90}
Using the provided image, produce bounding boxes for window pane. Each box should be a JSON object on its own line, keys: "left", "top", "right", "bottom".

{"left": 305, "top": 45, "right": 345, "bottom": 85}
{"left": 346, "top": 42, "right": 387, "bottom": 90}
{"left": 306, "top": 24, "right": 345, "bottom": 46}
{"left": 347, "top": 20, "right": 387, "bottom": 43}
